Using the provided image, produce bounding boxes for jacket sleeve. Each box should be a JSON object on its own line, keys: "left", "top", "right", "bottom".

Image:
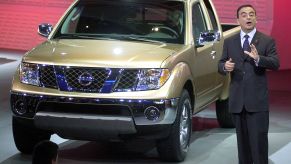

{"left": 218, "top": 39, "right": 229, "bottom": 75}
{"left": 258, "top": 38, "right": 280, "bottom": 70}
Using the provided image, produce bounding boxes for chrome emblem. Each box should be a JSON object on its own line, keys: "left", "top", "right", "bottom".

{"left": 78, "top": 72, "right": 94, "bottom": 86}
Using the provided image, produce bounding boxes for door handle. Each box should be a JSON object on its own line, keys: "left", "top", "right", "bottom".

{"left": 210, "top": 51, "right": 216, "bottom": 59}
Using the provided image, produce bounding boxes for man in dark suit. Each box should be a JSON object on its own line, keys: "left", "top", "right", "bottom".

{"left": 218, "top": 4, "right": 280, "bottom": 164}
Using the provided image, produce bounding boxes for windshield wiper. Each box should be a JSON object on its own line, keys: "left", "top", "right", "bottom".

{"left": 121, "top": 36, "right": 165, "bottom": 44}
{"left": 54, "top": 34, "right": 119, "bottom": 41}
{"left": 54, "top": 34, "right": 166, "bottom": 44}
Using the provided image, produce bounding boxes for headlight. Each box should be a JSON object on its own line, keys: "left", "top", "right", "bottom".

{"left": 19, "top": 62, "right": 40, "bottom": 86}
{"left": 136, "top": 69, "right": 170, "bottom": 91}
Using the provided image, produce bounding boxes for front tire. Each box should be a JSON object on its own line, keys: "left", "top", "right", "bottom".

{"left": 216, "top": 99, "right": 234, "bottom": 128}
{"left": 12, "top": 116, "right": 51, "bottom": 154}
{"left": 157, "top": 90, "right": 192, "bottom": 162}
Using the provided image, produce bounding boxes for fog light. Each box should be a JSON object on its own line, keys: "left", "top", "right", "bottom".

{"left": 144, "top": 106, "right": 160, "bottom": 121}
{"left": 14, "top": 100, "right": 26, "bottom": 115}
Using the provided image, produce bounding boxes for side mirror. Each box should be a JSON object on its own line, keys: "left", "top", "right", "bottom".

{"left": 38, "top": 23, "right": 53, "bottom": 38}
{"left": 196, "top": 30, "right": 220, "bottom": 47}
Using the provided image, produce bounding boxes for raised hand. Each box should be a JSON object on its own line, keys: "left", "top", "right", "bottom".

{"left": 244, "top": 44, "right": 259, "bottom": 61}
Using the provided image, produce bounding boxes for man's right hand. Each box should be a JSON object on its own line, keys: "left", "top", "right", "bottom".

{"left": 224, "top": 58, "right": 235, "bottom": 72}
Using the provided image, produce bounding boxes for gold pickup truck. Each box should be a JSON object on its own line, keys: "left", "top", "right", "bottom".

{"left": 10, "top": 0, "right": 239, "bottom": 161}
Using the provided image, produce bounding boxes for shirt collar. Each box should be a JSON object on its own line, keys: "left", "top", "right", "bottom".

{"left": 240, "top": 28, "right": 256, "bottom": 40}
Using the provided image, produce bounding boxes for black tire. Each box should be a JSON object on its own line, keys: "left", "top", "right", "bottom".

{"left": 157, "top": 90, "right": 192, "bottom": 162}
{"left": 215, "top": 99, "right": 235, "bottom": 128}
{"left": 12, "top": 116, "right": 51, "bottom": 154}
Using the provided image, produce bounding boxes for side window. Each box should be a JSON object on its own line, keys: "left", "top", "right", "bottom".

{"left": 203, "top": 0, "right": 218, "bottom": 31}
{"left": 192, "top": 3, "right": 207, "bottom": 42}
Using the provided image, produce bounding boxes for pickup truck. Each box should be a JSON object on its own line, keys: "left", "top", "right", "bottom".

{"left": 10, "top": 0, "right": 239, "bottom": 161}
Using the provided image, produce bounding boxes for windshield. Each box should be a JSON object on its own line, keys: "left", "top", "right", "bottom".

{"left": 53, "top": 0, "right": 185, "bottom": 44}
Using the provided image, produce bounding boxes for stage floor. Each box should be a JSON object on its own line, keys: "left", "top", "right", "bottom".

{"left": 1, "top": 49, "right": 290, "bottom": 164}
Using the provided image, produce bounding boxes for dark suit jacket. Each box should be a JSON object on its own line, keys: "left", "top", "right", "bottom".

{"left": 218, "top": 31, "right": 280, "bottom": 113}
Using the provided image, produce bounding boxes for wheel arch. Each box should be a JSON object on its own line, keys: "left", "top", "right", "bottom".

{"left": 183, "top": 80, "right": 195, "bottom": 113}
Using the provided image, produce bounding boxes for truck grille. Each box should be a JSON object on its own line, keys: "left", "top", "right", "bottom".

{"left": 38, "top": 65, "right": 140, "bottom": 93}
{"left": 64, "top": 67, "right": 110, "bottom": 92}
{"left": 114, "top": 70, "right": 139, "bottom": 91}
{"left": 39, "top": 65, "right": 58, "bottom": 89}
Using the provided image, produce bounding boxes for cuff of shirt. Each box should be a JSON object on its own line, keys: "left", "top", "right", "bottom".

{"left": 254, "top": 56, "right": 260, "bottom": 66}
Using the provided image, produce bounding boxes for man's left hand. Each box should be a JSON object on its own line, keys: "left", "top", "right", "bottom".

{"left": 244, "top": 44, "right": 259, "bottom": 61}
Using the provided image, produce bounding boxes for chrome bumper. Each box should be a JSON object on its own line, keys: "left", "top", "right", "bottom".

{"left": 11, "top": 92, "right": 179, "bottom": 127}
{"left": 34, "top": 112, "right": 136, "bottom": 140}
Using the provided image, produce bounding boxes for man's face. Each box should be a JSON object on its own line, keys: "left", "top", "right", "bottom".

{"left": 237, "top": 7, "right": 257, "bottom": 33}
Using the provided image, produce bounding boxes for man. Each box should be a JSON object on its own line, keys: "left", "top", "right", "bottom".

{"left": 32, "top": 140, "right": 59, "bottom": 164}
{"left": 166, "top": 9, "right": 183, "bottom": 35}
{"left": 218, "top": 4, "right": 280, "bottom": 164}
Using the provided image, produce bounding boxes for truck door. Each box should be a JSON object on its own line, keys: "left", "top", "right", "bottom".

{"left": 203, "top": 0, "right": 224, "bottom": 89}
{"left": 191, "top": 2, "right": 218, "bottom": 108}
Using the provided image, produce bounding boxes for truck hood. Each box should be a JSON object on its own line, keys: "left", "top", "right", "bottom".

{"left": 24, "top": 39, "right": 183, "bottom": 68}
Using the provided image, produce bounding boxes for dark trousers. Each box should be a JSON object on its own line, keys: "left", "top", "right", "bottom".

{"left": 232, "top": 109, "right": 269, "bottom": 164}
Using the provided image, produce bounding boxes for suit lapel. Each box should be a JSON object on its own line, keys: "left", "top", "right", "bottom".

{"left": 251, "top": 31, "right": 260, "bottom": 46}
{"left": 233, "top": 33, "right": 246, "bottom": 61}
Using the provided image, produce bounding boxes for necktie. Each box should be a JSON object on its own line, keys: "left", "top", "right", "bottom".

{"left": 243, "top": 35, "right": 251, "bottom": 52}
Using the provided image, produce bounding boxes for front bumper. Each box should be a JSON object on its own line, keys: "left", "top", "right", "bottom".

{"left": 10, "top": 92, "right": 179, "bottom": 140}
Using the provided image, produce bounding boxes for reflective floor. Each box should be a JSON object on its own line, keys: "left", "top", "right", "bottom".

{"left": 1, "top": 49, "right": 291, "bottom": 164}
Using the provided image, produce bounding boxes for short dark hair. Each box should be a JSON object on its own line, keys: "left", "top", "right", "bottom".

{"left": 32, "top": 140, "right": 59, "bottom": 164}
{"left": 237, "top": 4, "right": 256, "bottom": 18}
